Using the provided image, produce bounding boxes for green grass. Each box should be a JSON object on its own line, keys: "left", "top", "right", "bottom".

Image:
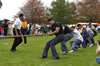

{"left": 0, "top": 34, "right": 100, "bottom": 66}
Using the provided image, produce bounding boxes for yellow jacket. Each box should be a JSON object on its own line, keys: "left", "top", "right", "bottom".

{"left": 21, "top": 21, "right": 28, "bottom": 29}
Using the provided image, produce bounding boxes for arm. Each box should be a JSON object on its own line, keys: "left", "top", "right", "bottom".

{"left": 15, "top": 25, "right": 18, "bottom": 36}
{"left": 49, "top": 27, "right": 60, "bottom": 35}
{"left": 96, "top": 43, "right": 100, "bottom": 55}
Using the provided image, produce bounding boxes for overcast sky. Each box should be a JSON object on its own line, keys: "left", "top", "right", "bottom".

{"left": 0, "top": 0, "right": 74, "bottom": 21}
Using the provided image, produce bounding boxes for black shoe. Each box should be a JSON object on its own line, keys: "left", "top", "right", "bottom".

{"left": 10, "top": 49, "right": 16, "bottom": 52}
{"left": 54, "top": 57, "right": 60, "bottom": 60}
{"left": 41, "top": 56, "right": 47, "bottom": 59}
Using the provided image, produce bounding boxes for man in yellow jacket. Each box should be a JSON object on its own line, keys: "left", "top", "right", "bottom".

{"left": 21, "top": 19, "right": 28, "bottom": 44}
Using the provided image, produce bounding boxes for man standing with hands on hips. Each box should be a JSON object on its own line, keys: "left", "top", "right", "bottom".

{"left": 41, "top": 18, "right": 64, "bottom": 59}
{"left": 10, "top": 14, "right": 24, "bottom": 52}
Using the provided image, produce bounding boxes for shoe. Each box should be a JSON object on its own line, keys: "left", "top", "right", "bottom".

{"left": 89, "top": 44, "right": 94, "bottom": 47}
{"left": 69, "top": 50, "right": 75, "bottom": 53}
{"left": 10, "top": 50, "right": 16, "bottom": 52}
{"left": 54, "top": 57, "right": 60, "bottom": 60}
{"left": 41, "top": 56, "right": 47, "bottom": 59}
{"left": 75, "top": 45, "right": 80, "bottom": 48}
{"left": 62, "top": 51, "right": 68, "bottom": 55}
{"left": 24, "top": 44, "right": 27, "bottom": 45}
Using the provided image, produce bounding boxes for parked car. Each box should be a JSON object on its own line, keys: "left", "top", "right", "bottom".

{"left": 96, "top": 26, "right": 100, "bottom": 33}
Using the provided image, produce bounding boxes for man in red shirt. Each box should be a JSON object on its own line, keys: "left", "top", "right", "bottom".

{"left": 0, "top": 26, "right": 2, "bottom": 35}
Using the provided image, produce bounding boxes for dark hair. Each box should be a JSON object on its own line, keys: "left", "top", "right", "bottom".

{"left": 77, "top": 24, "right": 81, "bottom": 27}
{"left": 48, "top": 18, "right": 54, "bottom": 22}
{"left": 4, "top": 19, "right": 9, "bottom": 22}
{"left": 71, "top": 26, "right": 75, "bottom": 28}
{"left": 19, "top": 14, "right": 24, "bottom": 17}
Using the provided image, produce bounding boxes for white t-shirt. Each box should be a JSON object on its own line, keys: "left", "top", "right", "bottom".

{"left": 73, "top": 29, "right": 83, "bottom": 42}
{"left": 90, "top": 25, "right": 95, "bottom": 30}
{"left": 13, "top": 18, "right": 22, "bottom": 29}
{"left": 86, "top": 27, "right": 94, "bottom": 34}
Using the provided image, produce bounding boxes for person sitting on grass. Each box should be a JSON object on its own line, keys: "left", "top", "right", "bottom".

{"left": 96, "top": 40, "right": 100, "bottom": 64}
{"left": 69, "top": 26, "right": 83, "bottom": 53}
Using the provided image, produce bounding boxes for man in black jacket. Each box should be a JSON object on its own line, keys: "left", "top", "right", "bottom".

{"left": 42, "top": 18, "right": 64, "bottom": 59}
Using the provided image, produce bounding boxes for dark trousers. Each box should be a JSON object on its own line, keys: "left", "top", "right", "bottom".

{"left": 11, "top": 29, "right": 22, "bottom": 51}
{"left": 4, "top": 29, "right": 8, "bottom": 36}
{"left": 82, "top": 39, "right": 87, "bottom": 48}
{"left": 21, "top": 28, "right": 27, "bottom": 44}
{"left": 42, "top": 34, "right": 64, "bottom": 58}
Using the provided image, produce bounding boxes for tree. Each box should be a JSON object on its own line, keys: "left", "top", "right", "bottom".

{"left": 47, "top": 0, "right": 73, "bottom": 24}
{"left": 73, "top": 0, "right": 100, "bottom": 23}
{"left": 14, "top": 0, "right": 47, "bottom": 24}
{"left": 0, "top": 0, "right": 2, "bottom": 8}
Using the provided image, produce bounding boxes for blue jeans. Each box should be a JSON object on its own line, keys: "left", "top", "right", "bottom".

{"left": 96, "top": 57, "right": 100, "bottom": 64}
{"left": 87, "top": 33, "right": 94, "bottom": 45}
{"left": 89, "top": 33, "right": 95, "bottom": 44}
{"left": 42, "top": 34, "right": 64, "bottom": 58}
{"left": 60, "top": 33, "right": 73, "bottom": 52}
{"left": 21, "top": 28, "right": 28, "bottom": 44}
{"left": 70, "top": 39, "right": 82, "bottom": 51}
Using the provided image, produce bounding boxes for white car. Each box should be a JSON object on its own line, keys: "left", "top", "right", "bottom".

{"left": 96, "top": 26, "right": 100, "bottom": 32}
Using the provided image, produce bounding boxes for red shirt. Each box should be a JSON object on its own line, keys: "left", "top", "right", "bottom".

{"left": 0, "top": 27, "right": 3, "bottom": 33}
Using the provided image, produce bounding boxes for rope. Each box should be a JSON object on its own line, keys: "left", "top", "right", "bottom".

{"left": 0, "top": 34, "right": 48, "bottom": 38}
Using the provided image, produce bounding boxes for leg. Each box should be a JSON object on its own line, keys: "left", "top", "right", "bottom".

{"left": 61, "top": 41, "right": 68, "bottom": 52}
{"left": 24, "top": 29, "right": 27, "bottom": 44}
{"left": 82, "top": 39, "right": 87, "bottom": 48}
{"left": 11, "top": 29, "right": 22, "bottom": 51}
{"left": 11, "top": 37, "right": 19, "bottom": 51}
{"left": 16, "top": 37, "right": 22, "bottom": 46}
{"left": 50, "top": 35, "right": 64, "bottom": 59}
{"left": 87, "top": 37, "right": 93, "bottom": 45}
{"left": 87, "top": 34, "right": 94, "bottom": 47}
{"left": 42, "top": 39, "right": 54, "bottom": 57}
{"left": 24, "top": 37, "right": 27, "bottom": 44}
{"left": 60, "top": 33, "right": 73, "bottom": 52}
{"left": 70, "top": 40, "right": 77, "bottom": 51}
{"left": 70, "top": 39, "right": 82, "bottom": 52}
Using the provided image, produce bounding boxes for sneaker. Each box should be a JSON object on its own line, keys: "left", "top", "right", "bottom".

{"left": 69, "top": 50, "right": 75, "bottom": 53}
{"left": 41, "top": 56, "right": 47, "bottom": 59}
{"left": 10, "top": 50, "right": 16, "bottom": 52}
{"left": 53, "top": 57, "right": 60, "bottom": 60}
{"left": 89, "top": 44, "right": 94, "bottom": 47}
{"left": 75, "top": 45, "right": 80, "bottom": 48}
{"left": 62, "top": 51, "right": 68, "bottom": 55}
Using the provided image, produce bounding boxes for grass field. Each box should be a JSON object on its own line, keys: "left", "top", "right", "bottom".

{"left": 0, "top": 34, "right": 100, "bottom": 66}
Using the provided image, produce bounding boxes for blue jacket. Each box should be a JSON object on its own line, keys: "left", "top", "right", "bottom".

{"left": 80, "top": 27, "right": 89, "bottom": 39}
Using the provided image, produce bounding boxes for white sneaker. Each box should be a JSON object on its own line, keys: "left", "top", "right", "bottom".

{"left": 89, "top": 44, "right": 94, "bottom": 47}
{"left": 62, "top": 51, "right": 68, "bottom": 55}
{"left": 69, "top": 50, "right": 75, "bottom": 53}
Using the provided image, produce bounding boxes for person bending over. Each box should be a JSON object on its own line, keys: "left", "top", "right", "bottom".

{"left": 41, "top": 18, "right": 64, "bottom": 59}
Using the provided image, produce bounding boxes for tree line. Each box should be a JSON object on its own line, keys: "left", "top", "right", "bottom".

{"left": 14, "top": 0, "right": 100, "bottom": 24}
